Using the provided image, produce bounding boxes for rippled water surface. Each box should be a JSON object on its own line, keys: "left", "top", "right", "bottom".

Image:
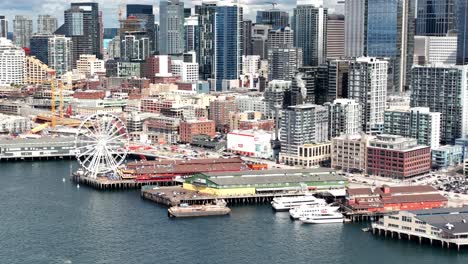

{"left": 1, "top": 160, "right": 468, "bottom": 264}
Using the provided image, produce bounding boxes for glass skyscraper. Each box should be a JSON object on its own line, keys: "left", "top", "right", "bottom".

{"left": 416, "top": 0, "right": 456, "bottom": 36}
{"left": 366, "top": 0, "right": 398, "bottom": 58}
{"left": 456, "top": 0, "right": 468, "bottom": 65}
{"left": 212, "top": 4, "right": 243, "bottom": 91}
{"left": 293, "top": 4, "right": 328, "bottom": 66}
{"left": 159, "top": 0, "right": 185, "bottom": 55}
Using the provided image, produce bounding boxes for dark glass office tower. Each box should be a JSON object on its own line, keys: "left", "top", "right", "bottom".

{"left": 456, "top": 0, "right": 468, "bottom": 65}
{"left": 256, "top": 10, "right": 289, "bottom": 29}
{"left": 126, "top": 4, "right": 156, "bottom": 54}
{"left": 416, "top": 0, "right": 456, "bottom": 36}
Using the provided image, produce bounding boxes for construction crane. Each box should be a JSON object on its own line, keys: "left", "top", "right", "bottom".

{"left": 48, "top": 70, "right": 57, "bottom": 128}
{"left": 118, "top": 0, "right": 126, "bottom": 21}
{"left": 268, "top": 2, "right": 277, "bottom": 9}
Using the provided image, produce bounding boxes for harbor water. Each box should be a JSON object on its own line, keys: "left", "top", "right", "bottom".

{"left": 2, "top": 160, "right": 468, "bottom": 264}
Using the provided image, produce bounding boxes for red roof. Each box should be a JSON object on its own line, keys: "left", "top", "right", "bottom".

{"left": 347, "top": 185, "right": 438, "bottom": 197}
{"left": 384, "top": 193, "right": 448, "bottom": 204}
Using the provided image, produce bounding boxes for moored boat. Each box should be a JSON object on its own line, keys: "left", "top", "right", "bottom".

{"left": 299, "top": 211, "right": 344, "bottom": 224}
{"left": 168, "top": 200, "right": 231, "bottom": 218}
{"left": 289, "top": 204, "right": 340, "bottom": 220}
{"left": 271, "top": 194, "right": 327, "bottom": 211}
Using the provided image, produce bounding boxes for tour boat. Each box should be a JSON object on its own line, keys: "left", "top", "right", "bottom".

{"left": 271, "top": 194, "right": 327, "bottom": 211}
{"left": 289, "top": 204, "right": 340, "bottom": 220}
{"left": 299, "top": 211, "right": 344, "bottom": 224}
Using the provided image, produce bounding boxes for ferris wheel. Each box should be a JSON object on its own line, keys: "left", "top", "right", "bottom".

{"left": 74, "top": 113, "right": 129, "bottom": 178}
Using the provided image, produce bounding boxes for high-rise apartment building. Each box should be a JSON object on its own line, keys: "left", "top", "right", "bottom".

{"left": 251, "top": 23, "right": 271, "bottom": 60}
{"left": 325, "top": 99, "right": 362, "bottom": 138}
{"left": 121, "top": 33, "right": 150, "bottom": 61}
{"left": 37, "top": 15, "right": 57, "bottom": 34}
{"left": 416, "top": 0, "right": 456, "bottom": 36}
{"left": 326, "top": 14, "right": 344, "bottom": 59}
{"left": 13, "top": 15, "right": 33, "bottom": 48}
{"left": 280, "top": 104, "right": 329, "bottom": 156}
{"left": 159, "top": 0, "right": 185, "bottom": 55}
{"left": 48, "top": 35, "right": 73, "bottom": 75}
{"left": 242, "top": 20, "right": 252, "bottom": 56}
{"left": 126, "top": 4, "right": 156, "bottom": 54}
{"left": 0, "top": 16, "right": 7, "bottom": 38}
{"left": 58, "top": 3, "right": 102, "bottom": 66}
{"left": 264, "top": 80, "right": 291, "bottom": 118}
{"left": 384, "top": 107, "right": 441, "bottom": 149}
{"left": 0, "top": 38, "right": 25, "bottom": 85}
{"left": 267, "top": 26, "right": 294, "bottom": 49}
{"left": 212, "top": 3, "right": 243, "bottom": 91}
{"left": 184, "top": 15, "right": 198, "bottom": 52}
{"left": 293, "top": 2, "right": 327, "bottom": 66}
{"left": 195, "top": 2, "right": 217, "bottom": 80}
{"left": 348, "top": 57, "right": 388, "bottom": 135}
{"left": 410, "top": 65, "right": 468, "bottom": 144}
{"left": 256, "top": 9, "right": 289, "bottom": 29}
{"left": 268, "top": 48, "right": 303, "bottom": 81}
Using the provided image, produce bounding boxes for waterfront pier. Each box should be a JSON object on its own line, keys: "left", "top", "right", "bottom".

{"left": 371, "top": 207, "right": 468, "bottom": 250}
{"left": 71, "top": 173, "right": 177, "bottom": 190}
{"left": 141, "top": 186, "right": 314, "bottom": 207}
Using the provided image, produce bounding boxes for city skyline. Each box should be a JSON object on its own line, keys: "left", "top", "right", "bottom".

{"left": 1, "top": 0, "right": 344, "bottom": 29}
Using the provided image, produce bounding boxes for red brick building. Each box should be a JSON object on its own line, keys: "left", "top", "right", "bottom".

{"left": 180, "top": 119, "right": 216, "bottom": 143}
{"left": 347, "top": 185, "right": 448, "bottom": 213}
{"left": 73, "top": 90, "right": 106, "bottom": 99}
{"left": 239, "top": 119, "right": 275, "bottom": 131}
{"left": 367, "top": 135, "right": 431, "bottom": 179}
{"left": 209, "top": 97, "right": 237, "bottom": 132}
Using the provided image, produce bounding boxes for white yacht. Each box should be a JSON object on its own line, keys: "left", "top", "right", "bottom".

{"left": 289, "top": 204, "right": 340, "bottom": 220}
{"left": 299, "top": 211, "right": 344, "bottom": 224}
{"left": 271, "top": 194, "right": 326, "bottom": 211}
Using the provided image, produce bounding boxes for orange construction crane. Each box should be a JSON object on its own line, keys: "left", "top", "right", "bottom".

{"left": 48, "top": 69, "right": 57, "bottom": 127}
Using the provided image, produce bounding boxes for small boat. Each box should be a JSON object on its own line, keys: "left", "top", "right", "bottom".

{"left": 362, "top": 227, "right": 371, "bottom": 232}
{"left": 300, "top": 210, "right": 344, "bottom": 224}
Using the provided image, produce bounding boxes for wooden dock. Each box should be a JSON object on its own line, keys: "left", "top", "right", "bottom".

{"left": 140, "top": 186, "right": 322, "bottom": 207}
{"left": 71, "top": 173, "right": 178, "bottom": 190}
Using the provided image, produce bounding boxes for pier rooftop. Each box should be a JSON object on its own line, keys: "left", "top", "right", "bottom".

{"left": 0, "top": 136, "right": 76, "bottom": 160}
{"left": 346, "top": 185, "right": 448, "bottom": 213}
{"left": 183, "top": 168, "right": 346, "bottom": 196}
{"left": 121, "top": 157, "right": 251, "bottom": 179}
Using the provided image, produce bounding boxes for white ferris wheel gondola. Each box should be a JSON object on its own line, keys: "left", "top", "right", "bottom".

{"left": 74, "top": 113, "right": 128, "bottom": 178}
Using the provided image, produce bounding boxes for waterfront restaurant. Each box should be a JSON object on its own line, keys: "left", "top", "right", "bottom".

{"left": 183, "top": 168, "right": 347, "bottom": 196}
{"left": 372, "top": 207, "right": 468, "bottom": 250}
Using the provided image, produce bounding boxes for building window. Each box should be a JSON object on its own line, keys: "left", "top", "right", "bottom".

{"left": 415, "top": 228, "right": 426, "bottom": 233}
{"left": 402, "top": 216, "right": 412, "bottom": 223}
{"left": 415, "top": 220, "right": 426, "bottom": 225}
